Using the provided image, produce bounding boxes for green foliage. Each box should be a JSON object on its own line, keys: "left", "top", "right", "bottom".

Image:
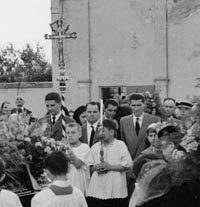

{"left": 0, "top": 43, "right": 52, "bottom": 82}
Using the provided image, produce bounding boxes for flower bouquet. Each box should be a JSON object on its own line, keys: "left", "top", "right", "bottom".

{"left": 0, "top": 113, "right": 67, "bottom": 192}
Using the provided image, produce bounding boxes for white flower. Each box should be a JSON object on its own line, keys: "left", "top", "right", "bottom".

{"left": 44, "top": 146, "right": 51, "bottom": 153}
{"left": 172, "top": 149, "right": 185, "bottom": 160}
{"left": 49, "top": 138, "right": 56, "bottom": 144}
{"left": 35, "top": 142, "right": 43, "bottom": 147}
{"left": 180, "top": 135, "right": 198, "bottom": 152}
{"left": 41, "top": 136, "right": 48, "bottom": 142}
{"left": 24, "top": 137, "right": 31, "bottom": 142}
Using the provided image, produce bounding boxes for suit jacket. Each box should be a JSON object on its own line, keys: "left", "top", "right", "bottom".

{"left": 11, "top": 107, "right": 32, "bottom": 115}
{"left": 80, "top": 123, "right": 100, "bottom": 146}
{"left": 45, "top": 114, "right": 75, "bottom": 141}
{"left": 120, "top": 113, "right": 159, "bottom": 160}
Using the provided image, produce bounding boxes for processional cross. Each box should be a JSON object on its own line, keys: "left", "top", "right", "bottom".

{"left": 45, "top": 18, "right": 77, "bottom": 138}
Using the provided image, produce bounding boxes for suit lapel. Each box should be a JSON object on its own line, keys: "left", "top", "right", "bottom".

{"left": 134, "top": 114, "right": 151, "bottom": 156}
{"left": 81, "top": 124, "right": 88, "bottom": 144}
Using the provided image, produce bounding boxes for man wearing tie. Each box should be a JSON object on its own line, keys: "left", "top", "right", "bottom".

{"left": 80, "top": 102, "right": 100, "bottom": 147}
{"left": 120, "top": 93, "right": 159, "bottom": 197}
{"left": 44, "top": 92, "right": 74, "bottom": 141}
{"left": 120, "top": 93, "right": 159, "bottom": 160}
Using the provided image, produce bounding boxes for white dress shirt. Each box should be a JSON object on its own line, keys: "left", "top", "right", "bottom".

{"left": 51, "top": 111, "right": 61, "bottom": 123}
{"left": 86, "top": 121, "right": 99, "bottom": 144}
{"left": 132, "top": 113, "right": 144, "bottom": 128}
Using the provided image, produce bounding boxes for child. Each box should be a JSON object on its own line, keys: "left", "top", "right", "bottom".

{"left": 64, "top": 122, "right": 93, "bottom": 196}
{"left": 31, "top": 151, "right": 88, "bottom": 207}
{"left": 141, "top": 123, "right": 159, "bottom": 155}
{"left": 87, "top": 119, "right": 133, "bottom": 207}
{"left": 0, "top": 158, "right": 22, "bottom": 207}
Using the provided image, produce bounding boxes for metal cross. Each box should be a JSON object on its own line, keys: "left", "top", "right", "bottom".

{"left": 45, "top": 18, "right": 77, "bottom": 139}
{"left": 45, "top": 18, "right": 77, "bottom": 69}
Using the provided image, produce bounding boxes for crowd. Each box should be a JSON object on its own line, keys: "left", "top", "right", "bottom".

{"left": 0, "top": 92, "right": 200, "bottom": 207}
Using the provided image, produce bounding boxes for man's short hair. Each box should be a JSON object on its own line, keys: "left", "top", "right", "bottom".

{"left": 45, "top": 92, "right": 61, "bottom": 103}
{"left": 66, "top": 122, "right": 82, "bottom": 136}
{"left": 104, "top": 98, "right": 119, "bottom": 108}
{"left": 129, "top": 93, "right": 145, "bottom": 103}
{"left": 44, "top": 151, "right": 69, "bottom": 175}
{"left": 103, "top": 119, "right": 117, "bottom": 131}
{"left": 86, "top": 101, "right": 100, "bottom": 111}
{"left": 163, "top": 97, "right": 176, "bottom": 104}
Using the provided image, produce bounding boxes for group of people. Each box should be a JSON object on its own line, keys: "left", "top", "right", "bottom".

{"left": 0, "top": 91, "right": 199, "bottom": 207}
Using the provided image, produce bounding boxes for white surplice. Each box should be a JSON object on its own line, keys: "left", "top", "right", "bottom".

{"left": 0, "top": 189, "right": 22, "bottom": 207}
{"left": 31, "top": 180, "right": 88, "bottom": 207}
{"left": 68, "top": 143, "right": 93, "bottom": 195}
{"left": 87, "top": 139, "right": 133, "bottom": 199}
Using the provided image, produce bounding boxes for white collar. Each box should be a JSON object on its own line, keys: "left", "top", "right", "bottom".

{"left": 133, "top": 113, "right": 144, "bottom": 121}
{"left": 52, "top": 180, "right": 70, "bottom": 187}
{"left": 51, "top": 111, "right": 61, "bottom": 121}
{"left": 87, "top": 120, "right": 99, "bottom": 129}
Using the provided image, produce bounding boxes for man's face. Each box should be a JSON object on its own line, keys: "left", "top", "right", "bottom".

{"left": 15, "top": 96, "right": 25, "bottom": 108}
{"left": 104, "top": 104, "right": 118, "bottom": 119}
{"left": 130, "top": 99, "right": 145, "bottom": 117}
{"left": 45, "top": 100, "right": 61, "bottom": 116}
{"left": 86, "top": 104, "right": 100, "bottom": 124}
{"left": 178, "top": 107, "right": 191, "bottom": 119}
{"left": 163, "top": 100, "right": 176, "bottom": 118}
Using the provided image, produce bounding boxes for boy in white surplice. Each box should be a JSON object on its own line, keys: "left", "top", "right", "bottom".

{"left": 87, "top": 119, "right": 133, "bottom": 207}
{"left": 31, "top": 151, "right": 87, "bottom": 207}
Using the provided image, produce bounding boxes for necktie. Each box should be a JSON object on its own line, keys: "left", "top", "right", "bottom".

{"left": 89, "top": 125, "right": 95, "bottom": 147}
{"left": 52, "top": 116, "right": 56, "bottom": 125}
{"left": 135, "top": 117, "right": 140, "bottom": 136}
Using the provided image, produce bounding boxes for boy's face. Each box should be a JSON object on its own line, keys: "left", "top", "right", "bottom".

{"left": 101, "top": 126, "right": 113, "bottom": 142}
{"left": 66, "top": 126, "right": 81, "bottom": 144}
{"left": 147, "top": 132, "right": 157, "bottom": 146}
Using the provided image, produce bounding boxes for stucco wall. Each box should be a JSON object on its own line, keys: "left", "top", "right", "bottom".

{"left": 50, "top": 0, "right": 200, "bottom": 109}
{"left": 168, "top": 0, "right": 200, "bottom": 102}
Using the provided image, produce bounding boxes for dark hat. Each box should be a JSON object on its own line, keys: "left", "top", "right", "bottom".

{"left": 177, "top": 102, "right": 193, "bottom": 109}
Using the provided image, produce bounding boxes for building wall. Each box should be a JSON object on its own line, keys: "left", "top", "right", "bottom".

{"left": 0, "top": 83, "right": 53, "bottom": 119}
{"left": 50, "top": 0, "right": 200, "bottom": 109}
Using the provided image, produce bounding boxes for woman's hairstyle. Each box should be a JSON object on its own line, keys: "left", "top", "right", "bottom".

{"left": 1, "top": 101, "right": 10, "bottom": 110}
{"left": 44, "top": 151, "right": 69, "bottom": 176}
{"left": 73, "top": 105, "right": 86, "bottom": 125}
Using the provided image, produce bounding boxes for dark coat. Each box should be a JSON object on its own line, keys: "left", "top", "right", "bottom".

{"left": 45, "top": 114, "right": 75, "bottom": 141}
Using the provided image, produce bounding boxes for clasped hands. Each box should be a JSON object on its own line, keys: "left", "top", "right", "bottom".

{"left": 94, "top": 162, "right": 111, "bottom": 174}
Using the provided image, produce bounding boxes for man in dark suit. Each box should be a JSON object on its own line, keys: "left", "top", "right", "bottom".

{"left": 11, "top": 95, "right": 36, "bottom": 124}
{"left": 44, "top": 92, "right": 74, "bottom": 141}
{"left": 80, "top": 101, "right": 100, "bottom": 147}
{"left": 120, "top": 93, "right": 159, "bottom": 160}
{"left": 11, "top": 95, "right": 32, "bottom": 115}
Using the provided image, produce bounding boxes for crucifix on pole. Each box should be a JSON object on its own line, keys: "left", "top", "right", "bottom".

{"left": 45, "top": 18, "right": 77, "bottom": 138}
